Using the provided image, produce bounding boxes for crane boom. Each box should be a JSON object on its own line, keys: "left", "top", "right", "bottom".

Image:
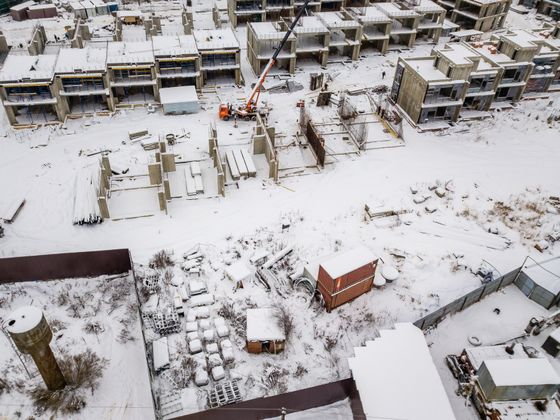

{"left": 245, "top": 0, "right": 313, "bottom": 110}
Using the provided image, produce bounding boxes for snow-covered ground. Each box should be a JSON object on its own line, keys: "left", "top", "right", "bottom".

{"left": 0, "top": 2, "right": 559, "bottom": 419}
{"left": 426, "top": 285, "right": 559, "bottom": 420}
{"left": 0, "top": 274, "right": 154, "bottom": 419}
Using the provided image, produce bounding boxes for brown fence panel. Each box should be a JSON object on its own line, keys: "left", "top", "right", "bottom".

{"left": 306, "top": 122, "right": 326, "bottom": 167}
{"left": 174, "top": 377, "right": 364, "bottom": 420}
{"left": 0, "top": 249, "right": 132, "bottom": 283}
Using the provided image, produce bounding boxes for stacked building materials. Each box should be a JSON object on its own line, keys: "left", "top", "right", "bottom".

{"left": 72, "top": 166, "right": 102, "bottom": 225}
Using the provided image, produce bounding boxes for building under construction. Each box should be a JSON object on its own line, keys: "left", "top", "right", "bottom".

{"left": 436, "top": 0, "right": 511, "bottom": 32}
{"left": 390, "top": 27, "right": 560, "bottom": 126}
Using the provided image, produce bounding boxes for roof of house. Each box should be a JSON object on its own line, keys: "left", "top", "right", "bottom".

{"left": 320, "top": 246, "right": 376, "bottom": 279}
{"left": 465, "top": 344, "right": 529, "bottom": 371}
{"left": 55, "top": 46, "right": 108, "bottom": 73}
{"left": 348, "top": 323, "right": 456, "bottom": 420}
{"left": 349, "top": 7, "right": 392, "bottom": 24}
{"left": 481, "top": 358, "right": 560, "bottom": 387}
{"left": 159, "top": 86, "right": 198, "bottom": 105}
{"left": 315, "top": 12, "right": 361, "bottom": 29}
{"left": 152, "top": 35, "right": 198, "bottom": 56}
{"left": 0, "top": 53, "right": 57, "bottom": 82}
{"left": 406, "top": 57, "right": 450, "bottom": 82}
{"left": 246, "top": 308, "right": 285, "bottom": 342}
{"left": 292, "top": 16, "right": 329, "bottom": 35}
{"left": 250, "top": 22, "right": 295, "bottom": 41}
{"left": 107, "top": 41, "right": 154, "bottom": 65}
{"left": 522, "top": 257, "right": 560, "bottom": 295}
{"left": 194, "top": 28, "right": 239, "bottom": 51}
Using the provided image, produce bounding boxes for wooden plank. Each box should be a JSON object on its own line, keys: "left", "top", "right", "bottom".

{"left": 233, "top": 149, "right": 248, "bottom": 177}
{"left": 194, "top": 175, "right": 204, "bottom": 194}
{"left": 190, "top": 161, "right": 202, "bottom": 177}
{"left": 226, "top": 150, "right": 240, "bottom": 180}
{"left": 240, "top": 150, "right": 257, "bottom": 177}
{"left": 2, "top": 195, "right": 25, "bottom": 223}
{"left": 184, "top": 167, "right": 197, "bottom": 196}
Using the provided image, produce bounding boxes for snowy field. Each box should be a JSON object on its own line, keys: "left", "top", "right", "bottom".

{"left": 0, "top": 3, "right": 559, "bottom": 419}
{"left": 0, "top": 274, "right": 154, "bottom": 419}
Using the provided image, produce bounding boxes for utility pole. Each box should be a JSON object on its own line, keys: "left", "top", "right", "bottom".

{"left": 281, "top": 407, "right": 287, "bottom": 420}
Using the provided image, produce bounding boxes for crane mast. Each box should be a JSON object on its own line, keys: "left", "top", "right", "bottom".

{"left": 244, "top": 0, "right": 313, "bottom": 112}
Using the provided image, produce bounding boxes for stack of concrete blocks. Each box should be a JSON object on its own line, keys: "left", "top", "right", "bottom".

{"left": 252, "top": 114, "right": 278, "bottom": 182}
{"left": 208, "top": 124, "right": 226, "bottom": 197}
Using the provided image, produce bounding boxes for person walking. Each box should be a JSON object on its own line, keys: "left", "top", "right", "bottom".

{"left": 381, "top": 70, "right": 386, "bottom": 80}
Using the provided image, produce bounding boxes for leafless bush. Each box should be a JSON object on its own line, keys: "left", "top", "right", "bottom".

{"left": 49, "top": 319, "right": 68, "bottom": 333}
{"left": 217, "top": 300, "right": 247, "bottom": 339}
{"left": 272, "top": 303, "right": 294, "bottom": 340}
{"left": 162, "top": 269, "right": 174, "bottom": 286}
{"left": 56, "top": 291, "right": 70, "bottom": 307}
{"left": 293, "top": 363, "right": 308, "bottom": 378}
{"left": 29, "top": 349, "right": 107, "bottom": 415}
{"left": 260, "top": 363, "right": 289, "bottom": 396}
{"left": 149, "top": 250, "right": 175, "bottom": 269}
{"left": 83, "top": 320, "right": 104, "bottom": 335}
{"left": 323, "top": 336, "right": 338, "bottom": 351}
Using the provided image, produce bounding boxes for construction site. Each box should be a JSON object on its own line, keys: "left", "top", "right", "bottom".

{"left": 0, "top": 0, "right": 560, "bottom": 419}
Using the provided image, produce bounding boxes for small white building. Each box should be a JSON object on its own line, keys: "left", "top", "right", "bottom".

{"left": 225, "top": 261, "right": 252, "bottom": 285}
{"left": 159, "top": 86, "right": 199, "bottom": 115}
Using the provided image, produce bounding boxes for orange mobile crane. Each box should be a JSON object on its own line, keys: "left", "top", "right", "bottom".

{"left": 218, "top": 0, "right": 312, "bottom": 121}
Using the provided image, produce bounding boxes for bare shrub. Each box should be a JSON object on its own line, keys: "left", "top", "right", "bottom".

{"left": 260, "top": 363, "right": 289, "bottom": 396}
{"left": 217, "top": 300, "right": 247, "bottom": 339}
{"left": 49, "top": 319, "right": 68, "bottom": 333}
{"left": 293, "top": 363, "right": 308, "bottom": 378}
{"left": 272, "top": 303, "right": 294, "bottom": 340}
{"left": 29, "top": 349, "right": 107, "bottom": 415}
{"left": 149, "top": 250, "right": 175, "bottom": 269}
{"left": 83, "top": 320, "right": 104, "bottom": 335}
{"left": 323, "top": 336, "right": 338, "bottom": 351}
{"left": 162, "top": 269, "right": 174, "bottom": 286}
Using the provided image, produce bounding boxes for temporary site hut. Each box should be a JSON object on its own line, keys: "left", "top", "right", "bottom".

{"left": 246, "top": 307, "right": 285, "bottom": 354}
{"left": 159, "top": 86, "right": 199, "bottom": 115}
{"left": 304, "top": 245, "right": 378, "bottom": 311}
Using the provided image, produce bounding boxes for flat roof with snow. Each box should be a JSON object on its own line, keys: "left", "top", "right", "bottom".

{"left": 320, "top": 246, "right": 377, "bottom": 279}
{"left": 194, "top": 28, "right": 239, "bottom": 51}
{"left": 0, "top": 54, "right": 57, "bottom": 82}
{"left": 522, "top": 257, "right": 560, "bottom": 295}
{"left": 246, "top": 308, "right": 285, "bottom": 342}
{"left": 250, "top": 22, "right": 294, "bottom": 41}
{"left": 465, "top": 344, "right": 529, "bottom": 371}
{"left": 55, "top": 46, "right": 108, "bottom": 73}
{"left": 292, "top": 16, "right": 329, "bottom": 35}
{"left": 348, "top": 323, "right": 456, "bottom": 420}
{"left": 349, "top": 7, "right": 392, "bottom": 24}
{"left": 159, "top": 86, "right": 198, "bottom": 105}
{"left": 315, "top": 12, "right": 361, "bottom": 29}
{"left": 482, "top": 358, "right": 560, "bottom": 387}
{"left": 406, "top": 57, "right": 449, "bottom": 82}
{"left": 152, "top": 35, "right": 198, "bottom": 57}
{"left": 375, "top": 3, "right": 420, "bottom": 18}
{"left": 107, "top": 41, "right": 155, "bottom": 65}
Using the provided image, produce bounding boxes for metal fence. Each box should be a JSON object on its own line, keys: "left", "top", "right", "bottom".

{"left": 0, "top": 249, "right": 132, "bottom": 283}
{"left": 174, "top": 377, "right": 364, "bottom": 420}
{"left": 413, "top": 267, "right": 521, "bottom": 330}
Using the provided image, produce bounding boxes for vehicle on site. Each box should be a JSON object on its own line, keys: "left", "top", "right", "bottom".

{"left": 218, "top": 0, "right": 312, "bottom": 121}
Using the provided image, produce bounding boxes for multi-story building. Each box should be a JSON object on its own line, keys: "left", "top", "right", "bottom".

{"left": 152, "top": 35, "right": 202, "bottom": 90}
{"left": 494, "top": 29, "right": 560, "bottom": 94}
{"left": 347, "top": 6, "right": 392, "bottom": 54}
{"left": 228, "top": 0, "right": 294, "bottom": 27}
{"left": 374, "top": 3, "right": 421, "bottom": 49}
{"left": 0, "top": 54, "right": 60, "bottom": 125}
{"left": 53, "top": 45, "right": 113, "bottom": 116}
{"left": 390, "top": 29, "right": 560, "bottom": 126}
{"left": 193, "top": 28, "right": 241, "bottom": 85}
{"left": 247, "top": 21, "right": 297, "bottom": 75}
{"left": 437, "top": 0, "right": 510, "bottom": 32}
{"left": 315, "top": 10, "right": 363, "bottom": 60}
{"left": 106, "top": 41, "right": 158, "bottom": 106}
{"left": 432, "top": 42, "right": 502, "bottom": 111}
{"left": 288, "top": 15, "right": 330, "bottom": 66}
{"left": 390, "top": 54, "right": 468, "bottom": 124}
